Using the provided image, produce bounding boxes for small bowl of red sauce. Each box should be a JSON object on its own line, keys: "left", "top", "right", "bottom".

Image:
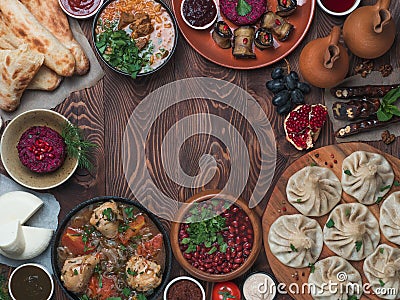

{"left": 170, "top": 190, "right": 262, "bottom": 282}
{"left": 58, "top": 0, "right": 104, "bottom": 19}
{"left": 317, "top": 0, "right": 360, "bottom": 16}
{"left": 180, "top": 0, "right": 218, "bottom": 30}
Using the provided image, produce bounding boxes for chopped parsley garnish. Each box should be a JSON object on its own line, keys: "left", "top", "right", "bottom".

{"left": 376, "top": 197, "right": 384, "bottom": 204}
{"left": 345, "top": 208, "right": 351, "bottom": 217}
{"left": 310, "top": 162, "right": 318, "bottom": 167}
{"left": 118, "top": 223, "right": 129, "bottom": 233}
{"left": 219, "top": 291, "right": 236, "bottom": 299}
{"left": 127, "top": 268, "right": 137, "bottom": 276}
{"left": 236, "top": 0, "right": 252, "bottom": 16}
{"left": 102, "top": 208, "right": 115, "bottom": 221}
{"left": 347, "top": 296, "right": 358, "bottom": 300}
{"left": 80, "top": 295, "right": 90, "bottom": 300}
{"left": 380, "top": 185, "right": 391, "bottom": 192}
{"left": 355, "top": 241, "right": 362, "bottom": 252}
{"left": 122, "top": 287, "right": 131, "bottom": 297}
{"left": 98, "top": 275, "right": 103, "bottom": 288}
{"left": 137, "top": 294, "right": 147, "bottom": 300}
{"left": 290, "top": 243, "right": 298, "bottom": 252}
{"left": 326, "top": 219, "right": 335, "bottom": 228}
{"left": 124, "top": 207, "right": 135, "bottom": 219}
{"left": 296, "top": 198, "right": 302, "bottom": 203}
{"left": 182, "top": 204, "right": 228, "bottom": 254}
{"left": 344, "top": 170, "right": 352, "bottom": 176}
{"left": 73, "top": 269, "right": 78, "bottom": 276}
{"left": 309, "top": 263, "right": 315, "bottom": 273}
{"left": 394, "top": 180, "right": 400, "bottom": 187}
{"left": 379, "top": 279, "right": 385, "bottom": 287}
{"left": 379, "top": 248, "right": 384, "bottom": 254}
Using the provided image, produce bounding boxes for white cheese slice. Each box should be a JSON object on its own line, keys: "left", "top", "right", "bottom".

{"left": 0, "top": 221, "right": 25, "bottom": 255}
{"left": 0, "top": 191, "right": 43, "bottom": 225}
{"left": 0, "top": 226, "right": 53, "bottom": 260}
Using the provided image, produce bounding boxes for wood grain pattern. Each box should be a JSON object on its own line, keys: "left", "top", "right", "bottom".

{"left": 0, "top": 0, "right": 399, "bottom": 299}
{"left": 263, "top": 143, "right": 400, "bottom": 300}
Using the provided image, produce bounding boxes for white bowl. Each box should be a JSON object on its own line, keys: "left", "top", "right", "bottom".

{"left": 317, "top": 0, "right": 360, "bottom": 16}
{"left": 58, "top": 0, "right": 104, "bottom": 19}
{"left": 163, "top": 276, "right": 206, "bottom": 300}
{"left": 9, "top": 263, "right": 54, "bottom": 300}
{"left": 180, "top": 0, "right": 218, "bottom": 30}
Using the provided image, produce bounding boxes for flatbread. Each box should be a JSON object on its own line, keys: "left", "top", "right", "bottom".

{"left": 20, "top": 0, "right": 90, "bottom": 75}
{"left": 0, "top": 45, "right": 44, "bottom": 112}
{"left": 0, "top": 0, "right": 75, "bottom": 76}
{"left": 27, "top": 66, "right": 63, "bottom": 91}
{"left": 0, "top": 17, "right": 62, "bottom": 91}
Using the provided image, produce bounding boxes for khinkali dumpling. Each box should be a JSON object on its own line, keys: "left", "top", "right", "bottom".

{"left": 380, "top": 192, "right": 400, "bottom": 245}
{"left": 286, "top": 166, "right": 342, "bottom": 217}
{"left": 323, "top": 203, "right": 380, "bottom": 261}
{"left": 341, "top": 151, "right": 394, "bottom": 205}
{"left": 364, "top": 244, "right": 400, "bottom": 300}
{"left": 268, "top": 214, "right": 323, "bottom": 268}
{"left": 308, "top": 256, "right": 363, "bottom": 300}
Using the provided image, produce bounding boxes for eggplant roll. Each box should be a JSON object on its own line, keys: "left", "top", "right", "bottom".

{"left": 255, "top": 28, "right": 273, "bottom": 49}
{"left": 232, "top": 26, "right": 256, "bottom": 59}
{"left": 332, "top": 98, "right": 381, "bottom": 121}
{"left": 212, "top": 21, "right": 233, "bottom": 49}
{"left": 276, "top": 0, "right": 297, "bottom": 16}
{"left": 260, "top": 12, "right": 293, "bottom": 41}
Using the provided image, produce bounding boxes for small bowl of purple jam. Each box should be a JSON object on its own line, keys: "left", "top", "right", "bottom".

{"left": 0, "top": 109, "right": 79, "bottom": 190}
{"left": 180, "top": 0, "right": 218, "bottom": 30}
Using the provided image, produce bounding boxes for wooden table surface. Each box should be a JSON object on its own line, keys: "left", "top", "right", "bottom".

{"left": 1, "top": 0, "right": 399, "bottom": 299}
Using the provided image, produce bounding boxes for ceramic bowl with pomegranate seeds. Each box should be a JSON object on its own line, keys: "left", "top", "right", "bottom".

{"left": 0, "top": 109, "right": 78, "bottom": 190}
{"left": 170, "top": 190, "right": 262, "bottom": 282}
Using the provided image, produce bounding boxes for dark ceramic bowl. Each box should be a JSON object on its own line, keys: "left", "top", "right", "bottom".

{"left": 92, "top": 0, "right": 178, "bottom": 78}
{"left": 51, "top": 196, "right": 172, "bottom": 300}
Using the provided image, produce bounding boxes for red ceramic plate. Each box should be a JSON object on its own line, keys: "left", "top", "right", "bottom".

{"left": 172, "top": 0, "right": 316, "bottom": 69}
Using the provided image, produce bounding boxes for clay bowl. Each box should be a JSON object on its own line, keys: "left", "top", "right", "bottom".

{"left": 170, "top": 190, "right": 262, "bottom": 282}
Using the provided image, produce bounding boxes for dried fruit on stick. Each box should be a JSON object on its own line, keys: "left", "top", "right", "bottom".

{"left": 284, "top": 104, "right": 328, "bottom": 150}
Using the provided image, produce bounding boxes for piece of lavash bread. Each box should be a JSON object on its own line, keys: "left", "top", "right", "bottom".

{"left": 20, "top": 0, "right": 90, "bottom": 75}
{"left": 0, "top": 0, "right": 75, "bottom": 77}
{"left": 0, "top": 45, "right": 44, "bottom": 111}
{"left": 0, "top": 14, "right": 62, "bottom": 91}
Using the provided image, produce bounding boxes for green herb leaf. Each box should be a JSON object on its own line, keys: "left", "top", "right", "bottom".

{"left": 62, "top": 122, "right": 98, "bottom": 170}
{"left": 355, "top": 241, "right": 362, "bottom": 252}
{"left": 181, "top": 238, "right": 190, "bottom": 245}
{"left": 122, "top": 287, "right": 131, "bottom": 297}
{"left": 376, "top": 197, "right": 384, "bottom": 204}
{"left": 102, "top": 208, "right": 115, "bottom": 221}
{"left": 80, "top": 295, "right": 91, "bottom": 300}
{"left": 124, "top": 207, "right": 135, "bottom": 219}
{"left": 309, "top": 263, "right": 315, "bottom": 273}
{"left": 377, "top": 109, "right": 393, "bottom": 122}
{"left": 290, "top": 243, "right": 298, "bottom": 252}
{"left": 137, "top": 294, "right": 147, "bottom": 300}
{"left": 219, "top": 291, "right": 236, "bottom": 300}
{"left": 310, "top": 162, "right": 318, "bottom": 167}
{"left": 379, "top": 247, "right": 384, "bottom": 254}
{"left": 394, "top": 180, "right": 400, "bottom": 186}
{"left": 208, "top": 246, "right": 218, "bottom": 254}
{"left": 296, "top": 198, "right": 302, "bottom": 203}
{"left": 326, "top": 219, "right": 335, "bottom": 228}
{"left": 98, "top": 275, "right": 103, "bottom": 288}
{"left": 73, "top": 269, "right": 78, "bottom": 275}
{"left": 347, "top": 295, "right": 358, "bottom": 300}
{"left": 344, "top": 170, "right": 352, "bottom": 176}
{"left": 380, "top": 185, "right": 391, "bottom": 192}
{"left": 345, "top": 208, "right": 351, "bottom": 217}
{"left": 384, "top": 86, "right": 400, "bottom": 104}
{"left": 377, "top": 86, "right": 400, "bottom": 121}
{"left": 379, "top": 279, "right": 385, "bottom": 287}
{"left": 236, "top": 0, "right": 252, "bottom": 16}
{"left": 127, "top": 268, "right": 137, "bottom": 276}
{"left": 118, "top": 223, "right": 129, "bottom": 233}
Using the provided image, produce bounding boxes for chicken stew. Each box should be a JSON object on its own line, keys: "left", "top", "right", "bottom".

{"left": 56, "top": 200, "right": 166, "bottom": 300}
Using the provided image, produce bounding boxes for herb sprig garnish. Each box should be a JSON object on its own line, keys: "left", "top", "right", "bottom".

{"left": 236, "top": 0, "right": 252, "bottom": 16}
{"left": 62, "top": 122, "right": 98, "bottom": 170}
{"left": 377, "top": 86, "right": 400, "bottom": 121}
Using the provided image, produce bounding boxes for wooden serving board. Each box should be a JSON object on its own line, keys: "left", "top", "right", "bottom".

{"left": 262, "top": 143, "right": 400, "bottom": 300}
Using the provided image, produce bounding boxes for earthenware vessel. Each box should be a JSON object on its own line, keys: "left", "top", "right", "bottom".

{"left": 343, "top": 0, "right": 395, "bottom": 59}
{"left": 299, "top": 26, "right": 349, "bottom": 88}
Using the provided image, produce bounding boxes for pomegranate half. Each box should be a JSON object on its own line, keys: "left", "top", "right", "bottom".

{"left": 284, "top": 104, "right": 328, "bottom": 150}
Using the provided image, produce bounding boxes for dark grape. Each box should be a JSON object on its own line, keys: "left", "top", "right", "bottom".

{"left": 266, "top": 79, "right": 285, "bottom": 93}
{"left": 271, "top": 67, "right": 284, "bottom": 80}
{"left": 277, "top": 101, "right": 292, "bottom": 115}
{"left": 288, "top": 71, "right": 299, "bottom": 82}
{"left": 291, "top": 89, "right": 305, "bottom": 104}
{"left": 297, "top": 82, "right": 311, "bottom": 94}
{"left": 272, "top": 90, "right": 290, "bottom": 106}
{"left": 285, "top": 75, "right": 297, "bottom": 91}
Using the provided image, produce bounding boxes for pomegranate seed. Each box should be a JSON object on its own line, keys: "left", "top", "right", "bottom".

{"left": 223, "top": 25, "right": 228, "bottom": 31}
{"left": 330, "top": 154, "right": 335, "bottom": 158}
{"left": 243, "top": 38, "right": 248, "bottom": 44}
{"left": 275, "top": 19, "right": 281, "bottom": 25}
{"left": 282, "top": 206, "right": 287, "bottom": 212}
{"left": 334, "top": 159, "right": 338, "bottom": 164}
{"left": 282, "top": 0, "right": 287, "bottom": 5}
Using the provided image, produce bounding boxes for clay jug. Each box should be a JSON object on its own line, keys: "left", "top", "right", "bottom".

{"left": 299, "top": 26, "right": 349, "bottom": 89}
{"left": 343, "top": 0, "right": 395, "bottom": 59}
